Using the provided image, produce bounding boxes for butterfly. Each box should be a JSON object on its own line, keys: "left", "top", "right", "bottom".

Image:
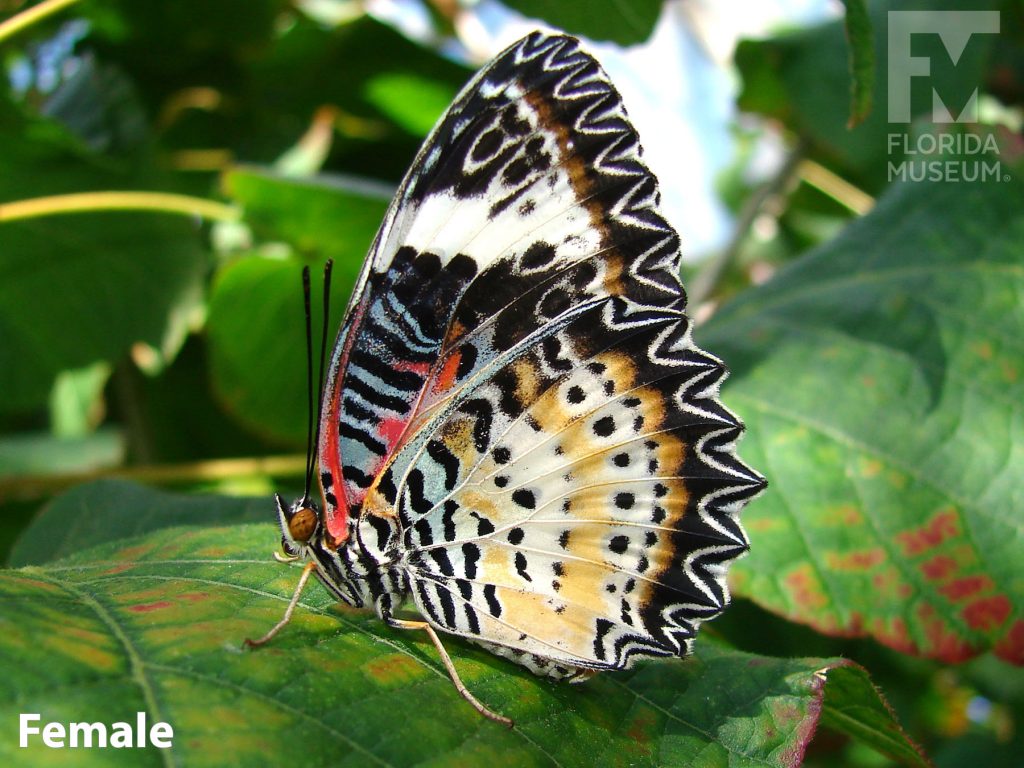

{"left": 246, "top": 30, "right": 765, "bottom": 726}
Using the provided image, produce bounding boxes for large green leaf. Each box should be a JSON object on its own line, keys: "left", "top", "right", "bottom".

{"left": 8, "top": 479, "right": 268, "bottom": 567}
{"left": 245, "top": 14, "right": 473, "bottom": 178}
{"left": 0, "top": 94, "right": 207, "bottom": 414}
{"left": 0, "top": 522, "right": 925, "bottom": 766}
{"left": 502, "top": 0, "right": 663, "bottom": 46}
{"left": 0, "top": 211, "right": 206, "bottom": 413}
{"left": 701, "top": 173, "right": 1024, "bottom": 664}
{"left": 222, "top": 166, "right": 391, "bottom": 270}
{"left": 208, "top": 168, "right": 390, "bottom": 444}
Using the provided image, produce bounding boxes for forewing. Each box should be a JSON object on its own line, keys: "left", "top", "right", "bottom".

{"left": 318, "top": 32, "right": 682, "bottom": 542}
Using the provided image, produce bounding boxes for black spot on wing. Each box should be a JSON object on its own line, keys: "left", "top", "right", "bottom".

{"left": 338, "top": 421, "right": 387, "bottom": 456}
{"left": 404, "top": 468, "right": 433, "bottom": 517}
{"left": 514, "top": 552, "right": 532, "bottom": 582}
{"left": 511, "top": 489, "right": 536, "bottom": 509}
{"left": 469, "top": 512, "right": 494, "bottom": 537}
{"left": 459, "top": 397, "right": 494, "bottom": 453}
{"left": 462, "top": 542, "right": 481, "bottom": 579}
{"left": 426, "top": 439, "right": 459, "bottom": 491}
{"left": 484, "top": 584, "right": 502, "bottom": 617}
{"left": 442, "top": 500, "right": 459, "bottom": 541}
{"left": 429, "top": 548, "right": 455, "bottom": 577}
{"left": 593, "top": 416, "right": 615, "bottom": 437}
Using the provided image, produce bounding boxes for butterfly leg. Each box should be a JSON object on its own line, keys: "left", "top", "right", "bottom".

{"left": 244, "top": 560, "right": 317, "bottom": 648}
{"left": 387, "top": 617, "right": 514, "bottom": 728}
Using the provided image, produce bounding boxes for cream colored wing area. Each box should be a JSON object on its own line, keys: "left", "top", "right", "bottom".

{"left": 390, "top": 302, "right": 759, "bottom": 670}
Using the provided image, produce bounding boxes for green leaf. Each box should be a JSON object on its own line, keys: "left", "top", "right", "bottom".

{"left": 364, "top": 72, "right": 460, "bottom": 137}
{"left": 7, "top": 480, "right": 269, "bottom": 568}
{"left": 819, "top": 664, "right": 928, "bottom": 767}
{"left": 0, "top": 523, "right": 924, "bottom": 766}
{"left": 501, "top": 0, "right": 662, "bottom": 46}
{"left": 839, "top": 0, "right": 874, "bottom": 127}
{"left": 0, "top": 430, "right": 123, "bottom": 480}
{"left": 0, "top": 211, "right": 206, "bottom": 413}
{"left": 222, "top": 166, "right": 391, "bottom": 267}
{"left": 245, "top": 15, "right": 473, "bottom": 181}
{"left": 701, "top": 174, "right": 1024, "bottom": 664}
{"left": 209, "top": 168, "right": 390, "bottom": 443}
{"left": 49, "top": 362, "right": 113, "bottom": 437}
{"left": 0, "top": 96, "right": 207, "bottom": 414}
{"left": 735, "top": 0, "right": 999, "bottom": 186}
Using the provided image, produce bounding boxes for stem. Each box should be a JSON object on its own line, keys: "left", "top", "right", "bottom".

{"left": 111, "top": 359, "right": 155, "bottom": 466}
{"left": 0, "top": 0, "right": 82, "bottom": 45}
{"left": 0, "top": 455, "right": 307, "bottom": 504}
{"left": 0, "top": 191, "right": 240, "bottom": 223}
{"left": 688, "top": 141, "right": 806, "bottom": 309}
{"left": 799, "top": 158, "right": 874, "bottom": 215}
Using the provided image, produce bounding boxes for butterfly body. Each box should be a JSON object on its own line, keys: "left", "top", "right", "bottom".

{"left": 269, "top": 31, "right": 764, "bottom": 694}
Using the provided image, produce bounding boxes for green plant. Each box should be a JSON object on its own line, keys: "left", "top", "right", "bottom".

{"left": 1, "top": 1, "right": 1021, "bottom": 765}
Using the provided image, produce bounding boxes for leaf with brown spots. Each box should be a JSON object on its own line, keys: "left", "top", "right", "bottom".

{"left": 702, "top": 174, "right": 1024, "bottom": 663}
{"left": 0, "top": 523, "right": 926, "bottom": 766}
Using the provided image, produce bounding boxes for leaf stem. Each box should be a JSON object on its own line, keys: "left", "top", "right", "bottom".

{"left": 799, "top": 158, "right": 875, "bottom": 215}
{"left": 0, "top": 455, "right": 307, "bottom": 503}
{"left": 0, "top": 0, "right": 82, "bottom": 45}
{"left": 0, "top": 191, "right": 240, "bottom": 223}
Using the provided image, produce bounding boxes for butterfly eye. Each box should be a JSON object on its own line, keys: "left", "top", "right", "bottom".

{"left": 288, "top": 507, "right": 318, "bottom": 543}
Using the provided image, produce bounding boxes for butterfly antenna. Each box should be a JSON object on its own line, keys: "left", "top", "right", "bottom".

{"left": 301, "top": 266, "right": 315, "bottom": 506}
{"left": 306, "top": 259, "right": 334, "bottom": 497}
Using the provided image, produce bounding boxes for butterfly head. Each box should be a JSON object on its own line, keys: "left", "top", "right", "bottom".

{"left": 276, "top": 492, "right": 320, "bottom": 558}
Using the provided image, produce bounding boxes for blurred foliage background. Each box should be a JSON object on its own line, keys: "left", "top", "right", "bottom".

{"left": 1, "top": 0, "right": 1023, "bottom": 765}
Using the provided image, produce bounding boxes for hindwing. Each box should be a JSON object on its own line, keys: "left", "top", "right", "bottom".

{"left": 378, "top": 299, "right": 760, "bottom": 670}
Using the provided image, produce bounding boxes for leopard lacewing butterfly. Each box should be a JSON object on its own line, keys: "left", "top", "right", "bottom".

{"left": 246, "top": 30, "right": 766, "bottom": 726}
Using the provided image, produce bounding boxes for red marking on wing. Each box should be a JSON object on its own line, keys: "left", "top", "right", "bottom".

{"left": 321, "top": 374, "right": 348, "bottom": 542}
{"left": 128, "top": 600, "right": 173, "bottom": 613}
{"left": 319, "top": 295, "right": 373, "bottom": 543}
{"left": 377, "top": 415, "right": 409, "bottom": 447}
{"left": 994, "top": 619, "right": 1024, "bottom": 663}
{"left": 962, "top": 595, "right": 1011, "bottom": 631}
{"left": 431, "top": 350, "right": 462, "bottom": 396}
{"left": 393, "top": 359, "right": 431, "bottom": 376}
{"left": 895, "top": 508, "right": 960, "bottom": 557}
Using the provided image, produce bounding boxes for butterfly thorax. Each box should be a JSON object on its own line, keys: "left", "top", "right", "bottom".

{"left": 278, "top": 493, "right": 408, "bottom": 617}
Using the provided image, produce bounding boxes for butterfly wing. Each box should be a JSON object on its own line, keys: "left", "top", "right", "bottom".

{"left": 380, "top": 300, "right": 761, "bottom": 670}
{"left": 348, "top": 33, "right": 764, "bottom": 669}
{"left": 318, "top": 32, "right": 687, "bottom": 542}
